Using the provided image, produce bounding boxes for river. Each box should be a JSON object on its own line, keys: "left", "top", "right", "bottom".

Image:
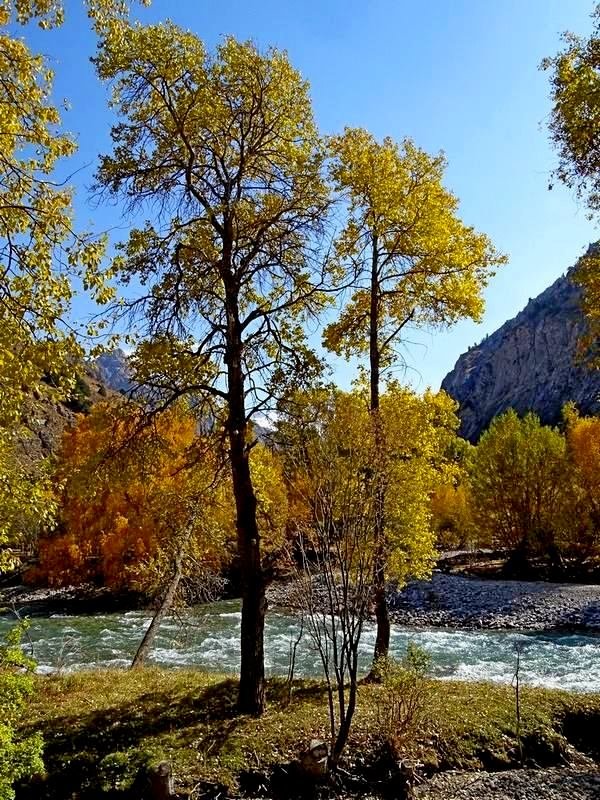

{"left": 1, "top": 599, "right": 599, "bottom": 692}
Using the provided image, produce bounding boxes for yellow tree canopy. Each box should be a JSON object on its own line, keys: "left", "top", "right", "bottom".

{"left": 281, "top": 384, "right": 460, "bottom": 586}
{"left": 324, "top": 128, "right": 505, "bottom": 371}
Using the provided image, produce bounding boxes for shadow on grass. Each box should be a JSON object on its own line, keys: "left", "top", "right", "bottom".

{"left": 17, "top": 676, "right": 330, "bottom": 799}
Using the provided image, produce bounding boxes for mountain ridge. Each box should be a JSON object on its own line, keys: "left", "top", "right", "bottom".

{"left": 441, "top": 259, "right": 600, "bottom": 441}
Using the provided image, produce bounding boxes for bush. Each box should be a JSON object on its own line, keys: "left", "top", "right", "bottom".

{"left": 0, "top": 622, "right": 44, "bottom": 800}
{"left": 375, "top": 644, "right": 431, "bottom": 758}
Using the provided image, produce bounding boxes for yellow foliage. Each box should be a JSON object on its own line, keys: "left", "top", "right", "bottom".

{"left": 283, "top": 384, "right": 461, "bottom": 586}
{"left": 324, "top": 128, "right": 506, "bottom": 365}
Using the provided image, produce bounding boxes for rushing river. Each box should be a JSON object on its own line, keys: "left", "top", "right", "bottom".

{"left": 1, "top": 600, "right": 600, "bottom": 693}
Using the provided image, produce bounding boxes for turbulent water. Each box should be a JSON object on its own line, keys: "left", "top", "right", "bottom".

{"left": 1, "top": 600, "right": 600, "bottom": 692}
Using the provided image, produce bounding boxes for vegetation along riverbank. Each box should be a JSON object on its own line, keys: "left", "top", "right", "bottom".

{"left": 13, "top": 668, "right": 600, "bottom": 799}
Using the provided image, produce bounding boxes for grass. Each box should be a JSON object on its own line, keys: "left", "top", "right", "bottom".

{"left": 17, "top": 668, "right": 600, "bottom": 798}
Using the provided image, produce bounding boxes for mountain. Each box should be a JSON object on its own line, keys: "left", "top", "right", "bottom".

{"left": 441, "top": 262, "right": 600, "bottom": 442}
{"left": 17, "top": 369, "right": 110, "bottom": 467}
{"left": 93, "top": 348, "right": 132, "bottom": 394}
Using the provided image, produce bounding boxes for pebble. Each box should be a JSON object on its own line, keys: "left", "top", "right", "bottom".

{"left": 388, "top": 573, "right": 600, "bottom": 631}
{"left": 414, "top": 768, "right": 600, "bottom": 800}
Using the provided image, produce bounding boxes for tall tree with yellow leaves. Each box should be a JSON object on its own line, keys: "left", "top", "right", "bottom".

{"left": 324, "top": 128, "right": 505, "bottom": 665}
{"left": 91, "top": 21, "right": 332, "bottom": 713}
{"left": 0, "top": 0, "right": 131, "bottom": 569}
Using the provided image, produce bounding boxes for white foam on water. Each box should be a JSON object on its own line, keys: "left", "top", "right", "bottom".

{"left": 4, "top": 603, "right": 600, "bottom": 690}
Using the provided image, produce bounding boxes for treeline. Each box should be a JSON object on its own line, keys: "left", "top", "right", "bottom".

{"left": 432, "top": 406, "right": 600, "bottom": 577}
{"left": 26, "top": 384, "right": 458, "bottom": 594}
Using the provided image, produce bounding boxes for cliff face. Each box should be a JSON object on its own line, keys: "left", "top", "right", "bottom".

{"left": 441, "top": 271, "right": 600, "bottom": 442}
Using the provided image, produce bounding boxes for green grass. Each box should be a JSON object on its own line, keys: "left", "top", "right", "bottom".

{"left": 17, "top": 669, "right": 600, "bottom": 798}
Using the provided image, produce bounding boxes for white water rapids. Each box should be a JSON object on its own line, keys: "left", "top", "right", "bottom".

{"left": 2, "top": 600, "right": 600, "bottom": 692}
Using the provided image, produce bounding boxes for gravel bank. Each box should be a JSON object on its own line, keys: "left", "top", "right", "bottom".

{"left": 413, "top": 768, "right": 600, "bottom": 800}
{"left": 389, "top": 573, "right": 600, "bottom": 631}
{"left": 268, "top": 572, "right": 600, "bottom": 632}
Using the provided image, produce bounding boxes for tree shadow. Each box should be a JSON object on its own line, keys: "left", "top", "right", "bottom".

{"left": 16, "top": 676, "right": 330, "bottom": 799}
{"left": 17, "top": 678, "right": 240, "bottom": 799}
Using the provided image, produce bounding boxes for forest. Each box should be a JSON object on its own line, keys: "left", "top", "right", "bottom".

{"left": 1, "top": 1, "right": 600, "bottom": 799}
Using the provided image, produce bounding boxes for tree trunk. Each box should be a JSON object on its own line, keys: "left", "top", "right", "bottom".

{"left": 224, "top": 268, "right": 266, "bottom": 715}
{"left": 230, "top": 412, "right": 266, "bottom": 715}
{"left": 372, "top": 549, "right": 390, "bottom": 663}
{"left": 131, "top": 551, "right": 184, "bottom": 669}
{"left": 368, "top": 234, "right": 391, "bottom": 668}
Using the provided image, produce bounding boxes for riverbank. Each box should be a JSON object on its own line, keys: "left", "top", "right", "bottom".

{"left": 0, "top": 582, "right": 143, "bottom": 617}
{"left": 16, "top": 668, "right": 600, "bottom": 799}
{"left": 5, "top": 570, "right": 600, "bottom": 633}
{"left": 267, "top": 572, "right": 600, "bottom": 632}
{"left": 389, "top": 572, "right": 600, "bottom": 631}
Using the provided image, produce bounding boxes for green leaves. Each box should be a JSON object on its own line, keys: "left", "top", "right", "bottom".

{"left": 0, "top": 622, "right": 44, "bottom": 800}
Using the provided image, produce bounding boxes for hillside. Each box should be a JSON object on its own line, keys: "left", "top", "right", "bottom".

{"left": 15, "top": 353, "right": 126, "bottom": 467}
{"left": 441, "top": 261, "right": 600, "bottom": 441}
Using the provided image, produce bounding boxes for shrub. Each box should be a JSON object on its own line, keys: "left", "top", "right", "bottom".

{"left": 375, "top": 644, "right": 431, "bottom": 758}
{"left": 0, "top": 622, "right": 44, "bottom": 800}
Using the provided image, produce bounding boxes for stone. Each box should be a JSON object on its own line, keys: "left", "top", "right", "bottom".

{"left": 299, "top": 739, "right": 330, "bottom": 780}
{"left": 441, "top": 247, "right": 600, "bottom": 442}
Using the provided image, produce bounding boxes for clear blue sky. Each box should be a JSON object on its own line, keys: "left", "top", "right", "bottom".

{"left": 23, "top": 0, "right": 597, "bottom": 390}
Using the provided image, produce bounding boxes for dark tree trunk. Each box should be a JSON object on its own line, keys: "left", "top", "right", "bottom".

{"left": 372, "top": 549, "right": 390, "bottom": 663}
{"left": 368, "top": 234, "right": 391, "bottom": 668}
{"left": 131, "top": 551, "right": 184, "bottom": 669}
{"left": 224, "top": 264, "right": 266, "bottom": 715}
{"left": 232, "top": 430, "right": 266, "bottom": 715}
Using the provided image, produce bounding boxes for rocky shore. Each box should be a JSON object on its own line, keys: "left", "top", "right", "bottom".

{"left": 414, "top": 767, "right": 600, "bottom": 800}
{"left": 388, "top": 572, "right": 600, "bottom": 631}
{"left": 267, "top": 571, "right": 600, "bottom": 632}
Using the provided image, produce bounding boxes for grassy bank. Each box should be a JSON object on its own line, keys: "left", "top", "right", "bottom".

{"left": 17, "top": 669, "right": 600, "bottom": 798}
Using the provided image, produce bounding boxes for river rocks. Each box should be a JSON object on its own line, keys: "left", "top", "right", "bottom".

{"left": 413, "top": 768, "right": 600, "bottom": 800}
{"left": 388, "top": 573, "right": 600, "bottom": 631}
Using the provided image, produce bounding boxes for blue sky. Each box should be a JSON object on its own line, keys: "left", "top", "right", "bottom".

{"left": 23, "top": 0, "right": 597, "bottom": 390}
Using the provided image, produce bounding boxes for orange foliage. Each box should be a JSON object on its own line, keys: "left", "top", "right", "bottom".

{"left": 29, "top": 401, "right": 233, "bottom": 591}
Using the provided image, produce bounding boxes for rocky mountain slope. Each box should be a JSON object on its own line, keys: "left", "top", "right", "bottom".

{"left": 93, "top": 348, "right": 132, "bottom": 394}
{"left": 17, "top": 367, "right": 111, "bottom": 467}
{"left": 441, "top": 265, "right": 600, "bottom": 441}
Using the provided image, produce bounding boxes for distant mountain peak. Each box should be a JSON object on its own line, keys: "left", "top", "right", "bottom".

{"left": 93, "top": 349, "right": 132, "bottom": 394}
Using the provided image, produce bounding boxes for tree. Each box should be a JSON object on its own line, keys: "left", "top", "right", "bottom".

{"left": 430, "top": 482, "right": 476, "bottom": 551}
{"left": 285, "top": 387, "right": 378, "bottom": 767}
{"left": 31, "top": 401, "right": 233, "bottom": 592}
{"left": 469, "top": 410, "right": 568, "bottom": 571}
{"left": 564, "top": 406, "right": 600, "bottom": 559}
{"left": 542, "top": 5, "right": 600, "bottom": 216}
{"left": 542, "top": 6, "right": 600, "bottom": 361}
{"left": 283, "top": 384, "right": 449, "bottom": 764}
{"left": 0, "top": 0, "right": 141, "bottom": 568}
{"left": 282, "top": 384, "right": 454, "bottom": 646}
{"left": 324, "top": 128, "right": 504, "bottom": 664}
{"left": 93, "top": 24, "right": 332, "bottom": 713}
{"left": 0, "top": 623, "right": 43, "bottom": 800}
{"left": 571, "top": 247, "right": 600, "bottom": 365}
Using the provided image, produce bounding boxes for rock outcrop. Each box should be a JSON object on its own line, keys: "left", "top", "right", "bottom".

{"left": 441, "top": 263, "right": 600, "bottom": 441}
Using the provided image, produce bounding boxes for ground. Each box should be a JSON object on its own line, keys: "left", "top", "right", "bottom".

{"left": 15, "top": 668, "right": 600, "bottom": 799}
